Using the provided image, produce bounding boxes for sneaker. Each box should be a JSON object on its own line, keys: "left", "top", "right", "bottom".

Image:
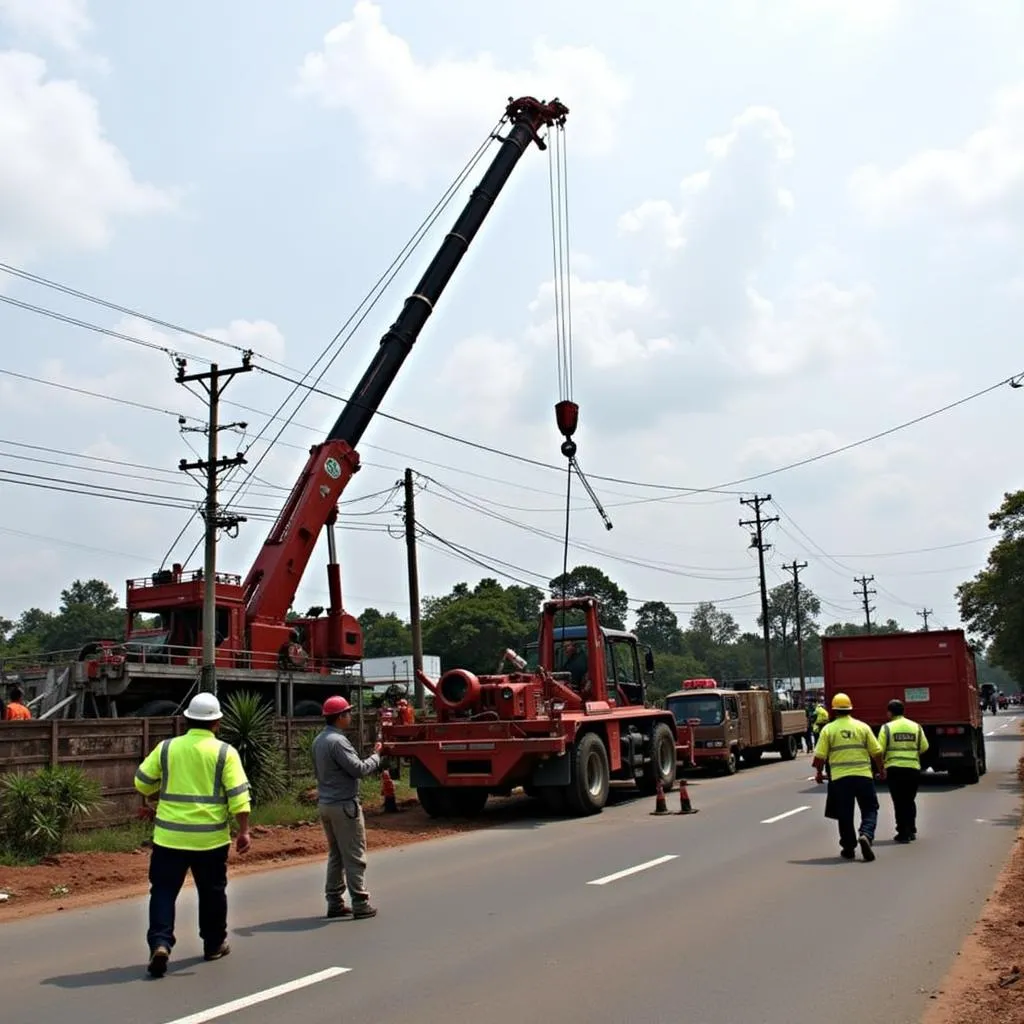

{"left": 840, "top": 849, "right": 856, "bottom": 860}
{"left": 204, "top": 942, "right": 231, "bottom": 962}
{"left": 858, "top": 835, "right": 875, "bottom": 862}
{"left": 352, "top": 903, "right": 378, "bottom": 919}
{"left": 147, "top": 946, "right": 170, "bottom": 978}
{"left": 894, "top": 834, "right": 911, "bottom": 844}
{"left": 326, "top": 904, "right": 352, "bottom": 919}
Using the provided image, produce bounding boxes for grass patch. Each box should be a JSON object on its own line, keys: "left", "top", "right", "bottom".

{"left": 360, "top": 773, "right": 414, "bottom": 807}
{"left": 251, "top": 799, "right": 317, "bottom": 827}
{"left": 64, "top": 821, "right": 152, "bottom": 854}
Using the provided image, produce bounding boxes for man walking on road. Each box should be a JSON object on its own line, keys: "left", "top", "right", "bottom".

{"left": 312, "top": 695, "right": 383, "bottom": 920}
{"left": 812, "top": 692, "right": 885, "bottom": 862}
{"left": 133, "top": 692, "right": 252, "bottom": 978}
{"left": 878, "top": 698, "right": 929, "bottom": 843}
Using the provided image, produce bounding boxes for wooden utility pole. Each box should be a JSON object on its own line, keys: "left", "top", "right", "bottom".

{"left": 403, "top": 468, "right": 425, "bottom": 709}
{"left": 917, "top": 607, "right": 933, "bottom": 631}
{"left": 177, "top": 354, "right": 252, "bottom": 695}
{"left": 854, "top": 575, "right": 876, "bottom": 634}
{"left": 788, "top": 559, "right": 809, "bottom": 700}
{"left": 740, "top": 495, "right": 780, "bottom": 700}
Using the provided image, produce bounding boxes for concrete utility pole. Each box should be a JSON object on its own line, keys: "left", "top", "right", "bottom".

{"left": 787, "top": 559, "right": 809, "bottom": 700}
{"left": 917, "top": 607, "right": 933, "bottom": 631}
{"left": 854, "top": 575, "right": 876, "bottom": 634}
{"left": 740, "top": 494, "right": 780, "bottom": 699}
{"left": 403, "top": 468, "right": 425, "bottom": 710}
{"left": 177, "top": 354, "right": 253, "bottom": 695}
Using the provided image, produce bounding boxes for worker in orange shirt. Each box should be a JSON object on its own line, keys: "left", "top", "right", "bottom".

{"left": 4, "top": 685, "right": 31, "bottom": 720}
{"left": 397, "top": 699, "right": 415, "bottom": 725}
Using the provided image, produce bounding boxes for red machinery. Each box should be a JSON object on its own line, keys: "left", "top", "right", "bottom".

{"left": 381, "top": 596, "right": 694, "bottom": 817}
{"left": 41, "top": 97, "right": 570, "bottom": 718}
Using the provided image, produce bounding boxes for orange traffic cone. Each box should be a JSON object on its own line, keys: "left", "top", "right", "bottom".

{"left": 676, "top": 779, "right": 699, "bottom": 815}
{"left": 650, "top": 778, "right": 669, "bottom": 815}
{"left": 381, "top": 770, "right": 398, "bottom": 813}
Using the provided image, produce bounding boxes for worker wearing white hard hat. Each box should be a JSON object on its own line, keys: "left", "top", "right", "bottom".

{"left": 133, "top": 690, "right": 252, "bottom": 978}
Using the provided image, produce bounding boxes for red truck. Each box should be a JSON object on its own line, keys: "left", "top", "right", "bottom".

{"left": 821, "top": 629, "right": 986, "bottom": 784}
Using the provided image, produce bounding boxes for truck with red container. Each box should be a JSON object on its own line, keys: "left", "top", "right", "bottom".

{"left": 821, "top": 629, "right": 986, "bottom": 784}
{"left": 663, "top": 678, "right": 806, "bottom": 774}
{"left": 380, "top": 595, "right": 694, "bottom": 818}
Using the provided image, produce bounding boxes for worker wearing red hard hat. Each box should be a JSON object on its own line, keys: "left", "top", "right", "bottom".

{"left": 311, "top": 694, "right": 383, "bottom": 919}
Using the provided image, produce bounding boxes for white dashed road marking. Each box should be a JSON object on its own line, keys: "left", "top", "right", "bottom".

{"left": 587, "top": 855, "right": 679, "bottom": 886}
{"left": 761, "top": 806, "right": 811, "bottom": 824}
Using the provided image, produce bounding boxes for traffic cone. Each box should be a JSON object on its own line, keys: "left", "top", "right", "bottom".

{"left": 650, "top": 778, "right": 669, "bottom": 815}
{"left": 676, "top": 779, "right": 699, "bottom": 815}
{"left": 381, "top": 770, "right": 398, "bottom": 813}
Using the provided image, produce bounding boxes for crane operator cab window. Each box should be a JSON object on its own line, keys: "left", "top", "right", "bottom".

{"left": 605, "top": 638, "right": 643, "bottom": 706}
{"left": 557, "top": 640, "right": 590, "bottom": 696}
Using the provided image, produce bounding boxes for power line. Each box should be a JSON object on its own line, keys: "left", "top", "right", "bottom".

{"left": 854, "top": 575, "right": 877, "bottom": 632}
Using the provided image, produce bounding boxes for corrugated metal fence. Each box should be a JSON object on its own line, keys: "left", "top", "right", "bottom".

{"left": 0, "top": 713, "right": 380, "bottom": 828}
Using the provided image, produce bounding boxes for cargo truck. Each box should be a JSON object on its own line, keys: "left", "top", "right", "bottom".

{"left": 821, "top": 629, "right": 986, "bottom": 784}
{"left": 663, "top": 679, "right": 807, "bottom": 774}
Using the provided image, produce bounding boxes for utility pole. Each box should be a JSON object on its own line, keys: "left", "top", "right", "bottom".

{"left": 739, "top": 494, "right": 780, "bottom": 699}
{"left": 177, "top": 354, "right": 253, "bottom": 695}
{"left": 917, "top": 607, "right": 933, "bottom": 631}
{"left": 854, "top": 575, "right": 876, "bottom": 634}
{"left": 787, "top": 559, "right": 809, "bottom": 700}
{"left": 403, "top": 468, "right": 425, "bottom": 709}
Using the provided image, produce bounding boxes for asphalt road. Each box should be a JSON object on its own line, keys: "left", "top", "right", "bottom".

{"left": 2, "top": 713, "right": 1020, "bottom": 1024}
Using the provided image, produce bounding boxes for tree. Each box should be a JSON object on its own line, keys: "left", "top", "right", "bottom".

{"left": 548, "top": 565, "right": 628, "bottom": 630}
{"left": 686, "top": 602, "right": 739, "bottom": 649}
{"left": 358, "top": 609, "right": 412, "bottom": 659}
{"left": 759, "top": 583, "right": 821, "bottom": 647}
{"left": 957, "top": 490, "right": 1024, "bottom": 683}
{"left": 634, "top": 601, "right": 683, "bottom": 653}
{"left": 822, "top": 619, "right": 904, "bottom": 637}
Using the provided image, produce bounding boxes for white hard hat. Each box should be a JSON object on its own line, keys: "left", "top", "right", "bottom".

{"left": 184, "top": 692, "right": 223, "bottom": 721}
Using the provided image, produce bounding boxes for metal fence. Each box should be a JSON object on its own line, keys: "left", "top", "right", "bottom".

{"left": 0, "top": 712, "right": 380, "bottom": 828}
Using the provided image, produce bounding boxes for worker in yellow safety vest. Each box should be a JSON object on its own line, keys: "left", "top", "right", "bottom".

{"left": 878, "top": 698, "right": 929, "bottom": 844}
{"left": 812, "top": 701, "right": 829, "bottom": 736}
{"left": 812, "top": 692, "right": 885, "bottom": 862}
{"left": 133, "top": 692, "right": 252, "bottom": 978}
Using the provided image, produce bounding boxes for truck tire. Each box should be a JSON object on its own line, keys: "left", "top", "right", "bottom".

{"left": 292, "top": 700, "right": 324, "bottom": 717}
{"left": 417, "top": 787, "right": 455, "bottom": 818}
{"left": 723, "top": 748, "right": 739, "bottom": 775}
{"left": 449, "top": 787, "right": 489, "bottom": 817}
{"left": 564, "top": 732, "right": 610, "bottom": 816}
{"left": 637, "top": 722, "right": 677, "bottom": 796}
{"left": 978, "top": 731, "right": 988, "bottom": 776}
{"left": 131, "top": 700, "right": 181, "bottom": 718}
{"left": 778, "top": 735, "right": 798, "bottom": 762}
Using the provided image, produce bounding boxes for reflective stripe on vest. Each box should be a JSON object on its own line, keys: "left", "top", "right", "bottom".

{"left": 882, "top": 719, "right": 923, "bottom": 769}
{"left": 146, "top": 735, "right": 233, "bottom": 842}
{"left": 823, "top": 720, "right": 873, "bottom": 776}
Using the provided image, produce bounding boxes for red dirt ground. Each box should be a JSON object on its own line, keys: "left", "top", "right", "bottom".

{"left": 922, "top": 750, "right": 1024, "bottom": 1024}
{"left": 0, "top": 796, "right": 499, "bottom": 921}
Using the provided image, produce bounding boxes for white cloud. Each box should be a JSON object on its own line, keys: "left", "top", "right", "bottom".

{"left": 0, "top": 52, "right": 176, "bottom": 264}
{"left": 850, "top": 81, "right": 1024, "bottom": 222}
{"left": 0, "top": 0, "right": 108, "bottom": 71}
{"left": 432, "top": 334, "right": 527, "bottom": 429}
{"left": 294, "top": 0, "right": 629, "bottom": 184}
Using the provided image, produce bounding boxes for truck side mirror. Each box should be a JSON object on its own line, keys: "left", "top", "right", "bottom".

{"left": 644, "top": 648, "right": 655, "bottom": 673}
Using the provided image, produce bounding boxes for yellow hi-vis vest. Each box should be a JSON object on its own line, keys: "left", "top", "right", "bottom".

{"left": 813, "top": 715, "right": 882, "bottom": 780}
{"left": 134, "top": 729, "right": 251, "bottom": 851}
{"left": 812, "top": 705, "right": 830, "bottom": 733}
{"left": 879, "top": 716, "right": 929, "bottom": 770}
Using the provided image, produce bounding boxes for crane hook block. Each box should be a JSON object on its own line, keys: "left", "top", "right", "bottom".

{"left": 555, "top": 400, "right": 579, "bottom": 440}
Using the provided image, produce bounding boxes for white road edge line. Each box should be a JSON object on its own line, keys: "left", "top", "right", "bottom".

{"left": 160, "top": 967, "right": 352, "bottom": 1024}
{"left": 761, "top": 806, "right": 811, "bottom": 825}
{"left": 587, "top": 854, "right": 678, "bottom": 886}
{"left": 986, "top": 731, "right": 996, "bottom": 736}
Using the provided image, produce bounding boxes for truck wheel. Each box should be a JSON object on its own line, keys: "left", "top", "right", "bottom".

{"left": 292, "top": 700, "right": 324, "bottom": 717}
{"left": 978, "top": 732, "right": 988, "bottom": 776}
{"left": 449, "top": 788, "right": 489, "bottom": 817}
{"left": 778, "top": 736, "right": 798, "bottom": 762}
{"left": 417, "top": 787, "right": 455, "bottom": 818}
{"left": 723, "top": 748, "right": 739, "bottom": 775}
{"left": 637, "top": 723, "right": 677, "bottom": 795}
{"left": 565, "top": 732, "right": 610, "bottom": 816}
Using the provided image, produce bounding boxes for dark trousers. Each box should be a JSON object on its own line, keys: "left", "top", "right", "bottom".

{"left": 805, "top": 727, "right": 815, "bottom": 753}
{"left": 826, "top": 775, "right": 878, "bottom": 853}
{"left": 147, "top": 842, "right": 229, "bottom": 954}
{"left": 886, "top": 767, "right": 920, "bottom": 838}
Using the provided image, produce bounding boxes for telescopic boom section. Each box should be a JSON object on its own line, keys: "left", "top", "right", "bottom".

{"left": 242, "top": 96, "right": 569, "bottom": 639}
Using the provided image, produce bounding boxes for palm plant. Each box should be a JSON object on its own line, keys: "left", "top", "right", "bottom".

{"left": 220, "top": 691, "right": 289, "bottom": 806}
{"left": 0, "top": 765, "right": 103, "bottom": 858}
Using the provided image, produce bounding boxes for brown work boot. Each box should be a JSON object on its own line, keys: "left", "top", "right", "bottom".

{"left": 352, "top": 903, "right": 377, "bottom": 919}
{"left": 147, "top": 945, "right": 170, "bottom": 978}
{"left": 326, "top": 903, "right": 352, "bottom": 919}
{"left": 204, "top": 942, "right": 231, "bottom": 961}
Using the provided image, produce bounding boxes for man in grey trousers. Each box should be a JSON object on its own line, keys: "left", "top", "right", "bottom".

{"left": 312, "top": 695, "right": 383, "bottom": 919}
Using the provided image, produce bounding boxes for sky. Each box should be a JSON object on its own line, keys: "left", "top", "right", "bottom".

{"left": 0, "top": 0, "right": 1022, "bottom": 646}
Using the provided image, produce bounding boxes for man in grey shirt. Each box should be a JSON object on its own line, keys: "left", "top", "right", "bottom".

{"left": 312, "top": 695, "right": 383, "bottom": 919}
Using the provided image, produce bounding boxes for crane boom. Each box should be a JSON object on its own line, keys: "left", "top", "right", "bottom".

{"left": 241, "top": 96, "right": 569, "bottom": 663}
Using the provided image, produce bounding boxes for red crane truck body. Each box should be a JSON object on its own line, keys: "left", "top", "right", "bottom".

{"left": 821, "top": 629, "right": 987, "bottom": 784}
{"left": 380, "top": 596, "right": 694, "bottom": 818}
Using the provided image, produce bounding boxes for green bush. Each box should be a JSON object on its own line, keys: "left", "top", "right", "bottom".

{"left": 294, "top": 727, "right": 320, "bottom": 774}
{"left": 0, "top": 765, "right": 103, "bottom": 859}
{"left": 220, "top": 691, "right": 289, "bottom": 807}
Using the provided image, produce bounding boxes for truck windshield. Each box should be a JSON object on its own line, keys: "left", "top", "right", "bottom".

{"left": 666, "top": 695, "right": 723, "bottom": 726}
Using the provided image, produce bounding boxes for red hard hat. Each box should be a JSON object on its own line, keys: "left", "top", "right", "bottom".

{"left": 322, "top": 695, "right": 350, "bottom": 716}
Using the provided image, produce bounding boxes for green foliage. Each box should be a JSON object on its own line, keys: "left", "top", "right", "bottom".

{"left": 548, "top": 565, "right": 628, "bottom": 629}
{"left": 0, "top": 765, "right": 103, "bottom": 858}
{"left": 220, "top": 692, "right": 289, "bottom": 807}
{"left": 359, "top": 608, "right": 412, "bottom": 658}
{"left": 957, "top": 490, "right": 1024, "bottom": 685}
{"left": 634, "top": 601, "right": 683, "bottom": 654}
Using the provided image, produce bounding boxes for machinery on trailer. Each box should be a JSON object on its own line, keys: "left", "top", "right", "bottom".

{"left": 663, "top": 678, "right": 805, "bottom": 774}
{"left": 379, "top": 596, "right": 694, "bottom": 818}
{"left": 11, "top": 95, "right": 570, "bottom": 720}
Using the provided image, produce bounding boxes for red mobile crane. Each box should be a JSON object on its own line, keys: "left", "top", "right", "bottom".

{"left": 14, "top": 96, "right": 570, "bottom": 719}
